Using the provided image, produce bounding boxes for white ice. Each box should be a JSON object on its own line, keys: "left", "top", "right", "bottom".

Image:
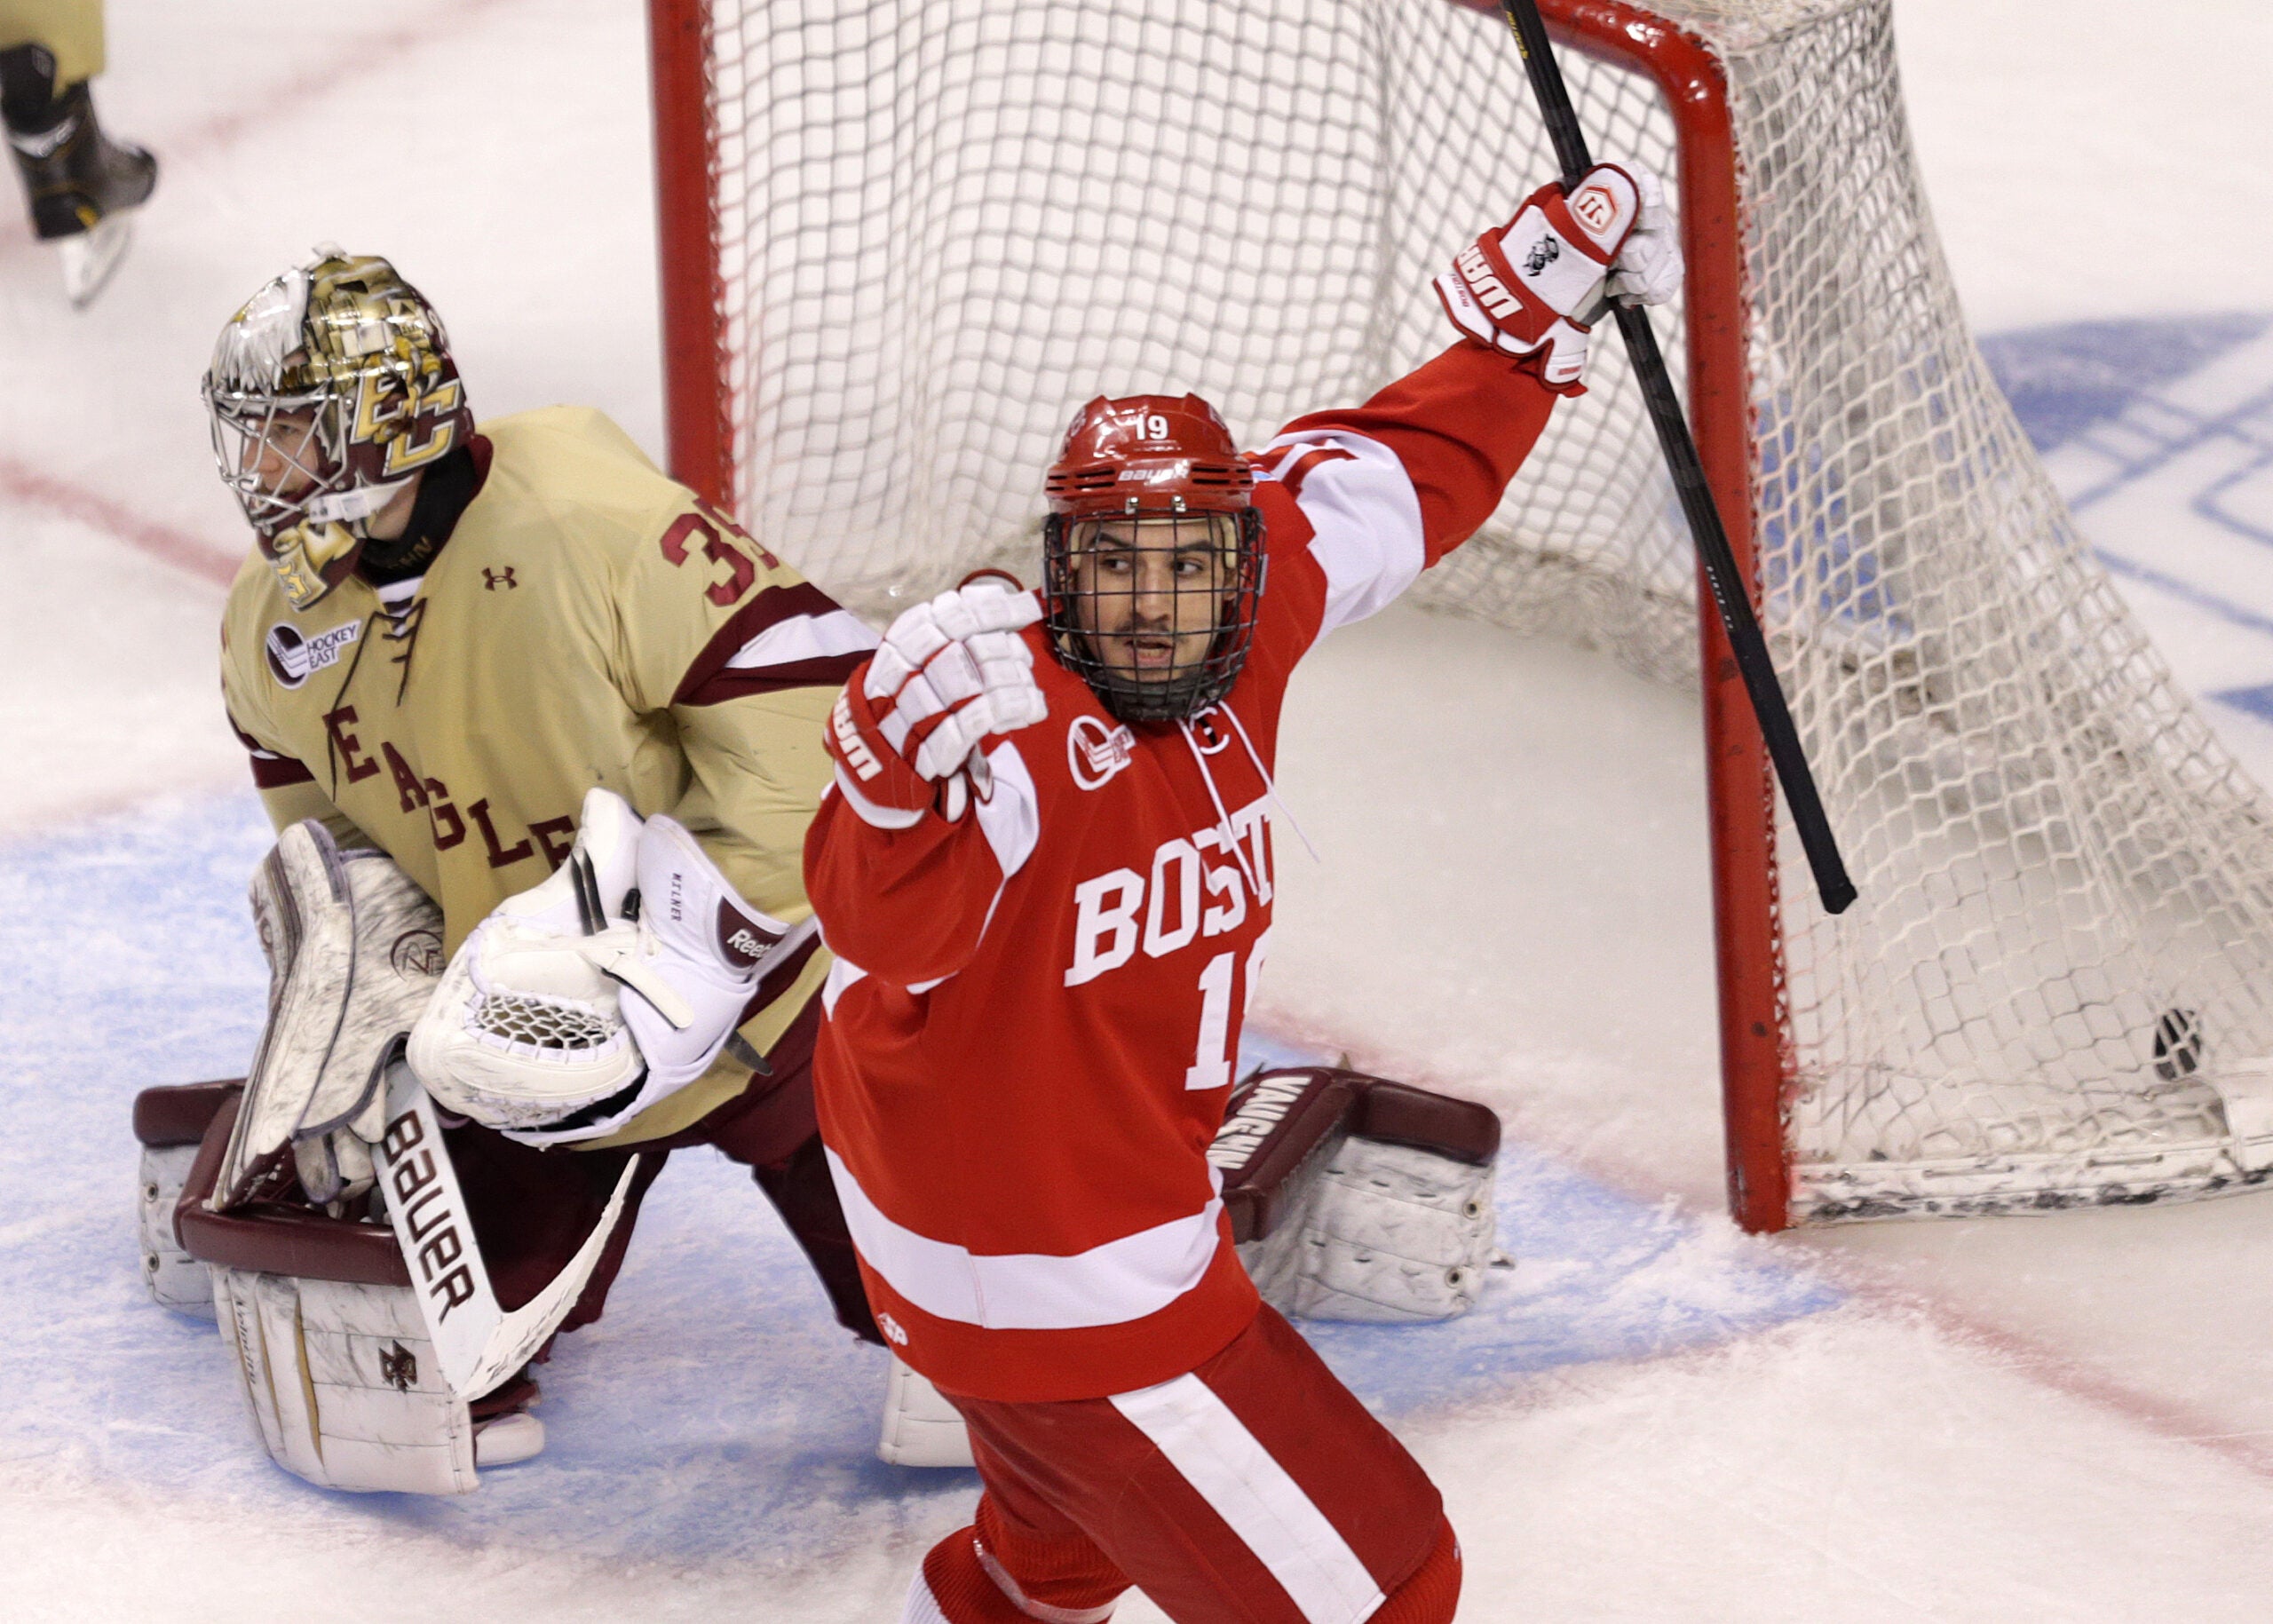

{"left": 4, "top": 2, "right": 2273, "bottom": 1618}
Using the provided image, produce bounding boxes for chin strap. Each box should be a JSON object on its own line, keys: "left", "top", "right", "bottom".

{"left": 1176, "top": 700, "right": 1319, "bottom": 907}
{"left": 1217, "top": 700, "right": 1319, "bottom": 864}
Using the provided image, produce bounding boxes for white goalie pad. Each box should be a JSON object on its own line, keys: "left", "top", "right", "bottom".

{"left": 1239, "top": 1137, "right": 1500, "bottom": 1324}
{"left": 179, "top": 1068, "right": 638, "bottom": 1493}
{"left": 218, "top": 820, "right": 444, "bottom": 1209}
{"left": 1212, "top": 1068, "right": 1505, "bottom": 1324}
{"left": 877, "top": 1355, "right": 975, "bottom": 1468}
{"left": 2211, "top": 1061, "right": 2273, "bottom": 1174}
{"left": 212, "top": 1264, "right": 479, "bottom": 1494}
{"left": 133, "top": 1080, "right": 247, "bottom": 1322}
{"left": 138, "top": 1142, "right": 215, "bottom": 1320}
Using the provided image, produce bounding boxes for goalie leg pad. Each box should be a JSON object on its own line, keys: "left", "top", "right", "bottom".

{"left": 878, "top": 1353, "right": 976, "bottom": 1468}
{"left": 180, "top": 1075, "right": 602, "bottom": 1483}
{"left": 212, "top": 1265, "right": 479, "bottom": 1494}
{"left": 1213, "top": 1066, "right": 1504, "bottom": 1324}
{"left": 138, "top": 1142, "right": 215, "bottom": 1319}
{"left": 1241, "top": 1137, "right": 1500, "bottom": 1323}
{"left": 133, "top": 1079, "right": 242, "bottom": 1322}
{"left": 222, "top": 820, "right": 444, "bottom": 1208}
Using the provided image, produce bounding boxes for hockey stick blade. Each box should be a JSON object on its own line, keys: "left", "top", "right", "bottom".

{"left": 376, "top": 1048, "right": 641, "bottom": 1398}
{"left": 1499, "top": 0, "right": 1855, "bottom": 915}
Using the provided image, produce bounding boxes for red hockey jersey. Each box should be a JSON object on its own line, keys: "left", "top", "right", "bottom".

{"left": 805, "top": 343, "right": 1560, "bottom": 1400}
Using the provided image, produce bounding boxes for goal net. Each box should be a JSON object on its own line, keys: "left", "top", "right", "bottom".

{"left": 653, "top": 0, "right": 2273, "bottom": 1225}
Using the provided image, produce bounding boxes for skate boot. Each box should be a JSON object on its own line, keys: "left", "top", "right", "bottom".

{"left": 2, "top": 46, "right": 159, "bottom": 305}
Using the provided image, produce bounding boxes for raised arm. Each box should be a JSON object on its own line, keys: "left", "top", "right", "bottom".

{"left": 1255, "top": 160, "right": 1682, "bottom": 646}
{"left": 804, "top": 581, "right": 1049, "bottom": 986}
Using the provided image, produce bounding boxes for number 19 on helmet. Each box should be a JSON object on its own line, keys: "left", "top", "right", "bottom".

{"left": 1041, "top": 394, "right": 1266, "bottom": 725}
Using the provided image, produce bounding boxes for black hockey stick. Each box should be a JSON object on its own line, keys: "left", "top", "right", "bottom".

{"left": 1499, "top": 0, "right": 1856, "bottom": 915}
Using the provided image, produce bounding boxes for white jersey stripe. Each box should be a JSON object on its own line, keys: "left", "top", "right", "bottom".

{"left": 973, "top": 738, "right": 1041, "bottom": 882}
{"left": 1255, "top": 428, "right": 1426, "bottom": 638}
{"left": 827, "top": 1148, "right": 1223, "bottom": 1331}
{"left": 725, "top": 607, "right": 879, "bottom": 670}
{"left": 1110, "top": 1374, "right": 1387, "bottom": 1624}
{"left": 832, "top": 765, "right": 926, "bottom": 829}
{"left": 820, "top": 953, "right": 868, "bottom": 1016}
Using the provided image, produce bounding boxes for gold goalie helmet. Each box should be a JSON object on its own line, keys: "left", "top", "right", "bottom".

{"left": 202, "top": 246, "right": 472, "bottom": 609}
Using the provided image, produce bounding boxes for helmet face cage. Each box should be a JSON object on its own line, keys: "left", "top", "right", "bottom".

{"left": 1041, "top": 393, "right": 1267, "bottom": 724}
{"left": 202, "top": 250, "right": 471, "bottom": 610}
{"left": 1044, "top": 507, "right": 1267, "bottom": 724}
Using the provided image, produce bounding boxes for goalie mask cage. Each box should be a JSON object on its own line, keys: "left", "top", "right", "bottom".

{"left": 647, "top": 0, "right": 2273, "bottom": 1230}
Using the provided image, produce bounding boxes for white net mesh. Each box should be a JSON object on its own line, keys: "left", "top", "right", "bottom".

{"left": 696, "top": 0, "right": 2273, "bottom": 1218}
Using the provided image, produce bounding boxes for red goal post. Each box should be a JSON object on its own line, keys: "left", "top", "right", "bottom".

{"left": 645, "top": 0, "right": 2273, "bottom": 1232}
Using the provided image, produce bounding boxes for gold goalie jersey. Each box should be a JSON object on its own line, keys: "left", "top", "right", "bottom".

{"left": 219, "top": 406, "right": 877, "bottom": 1146}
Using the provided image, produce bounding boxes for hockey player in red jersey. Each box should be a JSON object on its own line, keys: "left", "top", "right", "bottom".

{"left": 806, "top": 161, "right": 1682, "bottom": 1623}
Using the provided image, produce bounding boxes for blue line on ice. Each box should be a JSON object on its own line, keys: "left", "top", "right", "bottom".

{"left": 2, "top": 795, "right": 1835, "bottom": 1564}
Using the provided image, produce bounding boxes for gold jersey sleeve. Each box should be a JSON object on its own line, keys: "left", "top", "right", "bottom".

{"left": 0, "top": 2, "right": 106, "bottom": 84}
{"left": 218, "top": 406, "right": 876, "bottom": 1146}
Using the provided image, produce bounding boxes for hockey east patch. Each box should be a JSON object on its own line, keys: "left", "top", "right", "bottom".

{"left": 265, "top": 619, "right": 362, "bottom": 688}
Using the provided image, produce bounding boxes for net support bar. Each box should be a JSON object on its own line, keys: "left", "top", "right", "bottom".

{"left": 1458, "top": 1, "right": 1792, "bottom": 1230}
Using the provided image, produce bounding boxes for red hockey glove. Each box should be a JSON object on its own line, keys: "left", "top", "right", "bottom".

{"left": 826, "top": 580, "right": 1047, "bottom": 823}
{"left": 1433, "top": 161, "right": 1679, "bottom": 393}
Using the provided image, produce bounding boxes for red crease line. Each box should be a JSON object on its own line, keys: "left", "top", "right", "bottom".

{"left": 170, "top": 0, "right": 530, "bottom": 162}
{"left": 0, "top": 454, "right": 239, "bottom": 589}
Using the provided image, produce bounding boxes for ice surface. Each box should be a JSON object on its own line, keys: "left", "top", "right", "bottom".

{"left": 0, "top": 794, "right": 1840, "bottom": 1614}
{"left": 4, "top": 0, "right": 2273, "bottom": 1618}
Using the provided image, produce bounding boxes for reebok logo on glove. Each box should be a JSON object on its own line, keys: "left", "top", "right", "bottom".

{"left": 721, "top": 910, "right": 783, "bottom": 969}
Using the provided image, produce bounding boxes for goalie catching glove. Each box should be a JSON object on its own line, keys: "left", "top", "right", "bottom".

{"left": 409, "top": 787, "right": 814, "bottom": 1145}
{"left": 1208, "top": 1066, "right": 1506, "bottom": 1322}
{"left": 1434, "top": 160, "right": 1681, "bottom": 392}
{"left": 826, "top": 577, "right": 1048, "bottom": 826}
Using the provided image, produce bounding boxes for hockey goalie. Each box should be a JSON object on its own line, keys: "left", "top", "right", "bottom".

{"left": 130, "top": 248, "right": 891, "bottom": 1493}
{"left": 806, "top": 161, "right": 1677, "bottom": 1620}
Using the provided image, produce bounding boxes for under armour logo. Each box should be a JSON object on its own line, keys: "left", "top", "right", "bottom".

{"left": 379, "top": 1341, "right": 418, "bottom": 1391}
{"left": 483, "top": 567, "right": 519, "bottom": 591}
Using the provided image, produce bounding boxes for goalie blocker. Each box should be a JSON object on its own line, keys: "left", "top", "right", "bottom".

{"left": 1209, "top": 1066, "right": 1505, "bottom": 1323}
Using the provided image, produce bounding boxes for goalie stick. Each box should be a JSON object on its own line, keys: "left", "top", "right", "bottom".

{"left": 1499, "top": 0, "right": 1856, "bottom": 915}
{"left": 373, "top": 1044, "right": 641, "bottom": 1398}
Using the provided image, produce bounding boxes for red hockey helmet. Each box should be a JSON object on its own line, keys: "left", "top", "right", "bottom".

{"left": 1042, "top": 394, "right": 1266, "bottom": 723}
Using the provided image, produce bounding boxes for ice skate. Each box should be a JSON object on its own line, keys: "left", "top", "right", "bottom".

{"left": 4, "top": 74, "right": 157, "bottom": 305}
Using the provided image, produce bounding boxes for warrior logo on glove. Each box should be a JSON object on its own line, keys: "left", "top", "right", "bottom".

{"left": 1433, "top": 161, "right": 1681, "bottom": 393}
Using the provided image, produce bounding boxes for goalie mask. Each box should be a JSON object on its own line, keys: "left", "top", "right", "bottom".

{"left": 202, "top": 246, "right": 472, "bottom": 610}
{"left": 1043, "top": 394, "right": 1265, "bottom": 724}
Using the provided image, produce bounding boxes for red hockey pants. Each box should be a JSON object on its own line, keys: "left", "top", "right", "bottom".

{"left": 912, "top": 1305, "right": 1460, "bottom": 1624}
